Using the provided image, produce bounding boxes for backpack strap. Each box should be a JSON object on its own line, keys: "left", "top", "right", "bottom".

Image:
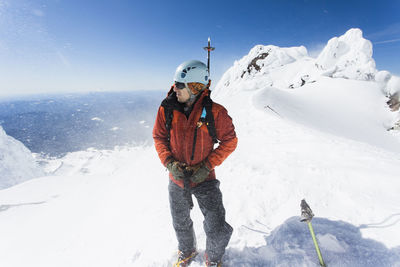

{"left": 161, "top": 99, "right": 173, "bottom": 145}
{"left": 202, "top": 93, "right": 218, "bottom": 144}
{"left": 190, "top": 94, "right": 218, "bottom": 161}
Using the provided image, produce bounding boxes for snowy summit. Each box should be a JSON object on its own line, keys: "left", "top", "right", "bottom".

{"left": 0, "top": 28, "right": 400, "bottom": 266}
{"left": 215, "top": 28, "right": 397, "bottom": 91}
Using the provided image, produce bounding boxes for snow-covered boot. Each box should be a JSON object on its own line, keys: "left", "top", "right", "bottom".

{"left": 205, "top": 261, "right": 222, "bottom": 267}
{"left": 173, "top": 250, "right": 198, "bottom": 267}
{"left": 204, "top": 253, "right": 222, "bottom": 267}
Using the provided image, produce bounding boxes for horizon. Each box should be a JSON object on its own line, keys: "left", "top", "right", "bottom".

{"left": 0, "top": 0, "right": 399, "bottom": 97}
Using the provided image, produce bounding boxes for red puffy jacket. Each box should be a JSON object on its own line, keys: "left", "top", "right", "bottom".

{"left": 153, "top": 88, "right": 238, "bottom": 188}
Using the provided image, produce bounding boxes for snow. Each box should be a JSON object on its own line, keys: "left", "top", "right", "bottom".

{"left": 1, "top": 28, "right": 400, "bottom": 266}
{"left": 0, "top": 126, "right": 44, "bottom": 189}
{"left": 91, "top": 117, "right": 104, "bottom": 122}
{"left": 386, "top": 76, "right": 400, "bottom": 96}
{"left": 251, "top": 78, "right": 399, "bottom": 153}
{"left": 315, "top": 28, "right": 376, "bottom": 81}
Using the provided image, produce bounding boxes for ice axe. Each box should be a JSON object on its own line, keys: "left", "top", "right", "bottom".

{"left": 203, "top": 37, "right": 215, "bottom": 74}
{"left": 300, "top": 199, "right": 326, "bottom": 267}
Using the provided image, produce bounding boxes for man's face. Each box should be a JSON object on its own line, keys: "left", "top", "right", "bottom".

{"left": 174, "top": 83, "right": 191, "bottom": 103}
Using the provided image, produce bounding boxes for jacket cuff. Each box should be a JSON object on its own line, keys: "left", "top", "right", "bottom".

{"left": 204, "top": 158, "right": 213, "bottom": 171}
{"left": 164, "top": 156, "right": 174, "bottom": 167}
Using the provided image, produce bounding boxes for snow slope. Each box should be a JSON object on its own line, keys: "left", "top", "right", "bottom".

{"left": 1, "top": 28, "right": 400, "bottom": 266}
{"left": 0, "top": 126, "right": 44, "bottom": 189}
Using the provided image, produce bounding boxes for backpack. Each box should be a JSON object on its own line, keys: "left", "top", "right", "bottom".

{"left": 161, "top": 92, "right": 218, "bottom": 160}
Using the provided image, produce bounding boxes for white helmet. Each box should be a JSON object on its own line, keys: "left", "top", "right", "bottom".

{"left": 174, "top": 60, "right": 209, "bottom": 85}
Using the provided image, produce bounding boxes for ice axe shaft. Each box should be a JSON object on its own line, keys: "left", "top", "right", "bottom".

{"left": 203, "top": 37, "right": 215, "bottom": 74}
{"left": 300, "top": 199, "right": 326, "bottom": 267}
{"left": 308, "top": 221, "right": 326, "bottom": 266}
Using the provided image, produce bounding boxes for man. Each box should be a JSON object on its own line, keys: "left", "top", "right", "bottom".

{"left": 153, "top": 60, "right": 238, "bottom": 267}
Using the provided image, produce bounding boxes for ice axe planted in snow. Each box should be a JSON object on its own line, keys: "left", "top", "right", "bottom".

{"left": 300, "top": 199, "right": 326, "bottom": 267}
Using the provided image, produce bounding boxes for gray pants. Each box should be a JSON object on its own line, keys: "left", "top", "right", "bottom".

{"left": 169, "top": 179, "right": 233, "bottom": 262}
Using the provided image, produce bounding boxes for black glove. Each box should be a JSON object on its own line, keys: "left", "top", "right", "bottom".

{"left": 189, "top": 162, "right": 210, "bottom": 184}
{"left": 166, "top": 161, "right": 186, "bottom": 180}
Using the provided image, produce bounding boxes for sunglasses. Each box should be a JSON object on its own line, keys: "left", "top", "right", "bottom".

{"left": 174, "top": 82, "right": 186, "bottom": 90}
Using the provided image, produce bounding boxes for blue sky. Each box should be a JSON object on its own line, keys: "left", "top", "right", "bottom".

{"left": 0, "top": 0, "right": 399, "bottom": 96}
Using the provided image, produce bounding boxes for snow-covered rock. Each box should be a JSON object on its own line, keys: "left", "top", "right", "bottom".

{"left": 387, "top": 76, "right": 400, "bottom": 95}
{"left": 216, "top": 28, "right": 380, "bottom": 98}
{"left": 215, "top": 44, "right": 312, "bottom": 95}
{"left": 0, "top": 126, "right": 44, "bottom": 189}
{"left": 239, "top": 44, "right": 308, "bottom": 80}
{"left": 375, "top": 70, "right": 400, "bottom": 111}
{"left": 215, "top": 28, "right": 400, "bottom": 131}
{"left": 315, "top": 28, "right": 376, "bottom": 80}
{"left": 375, "top": 70, "right": 392, "bottom": 84}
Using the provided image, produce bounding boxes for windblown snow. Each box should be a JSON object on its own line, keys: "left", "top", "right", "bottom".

{"left": 1, "top": 28, "right": 400, "bottom": 266}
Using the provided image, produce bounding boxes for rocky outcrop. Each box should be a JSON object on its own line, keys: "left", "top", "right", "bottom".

{"left": 241, "top": 52, "right": 270, "bottom": 78}
{"left": 387, "top": 92, "right": 400, "bottom": 112}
